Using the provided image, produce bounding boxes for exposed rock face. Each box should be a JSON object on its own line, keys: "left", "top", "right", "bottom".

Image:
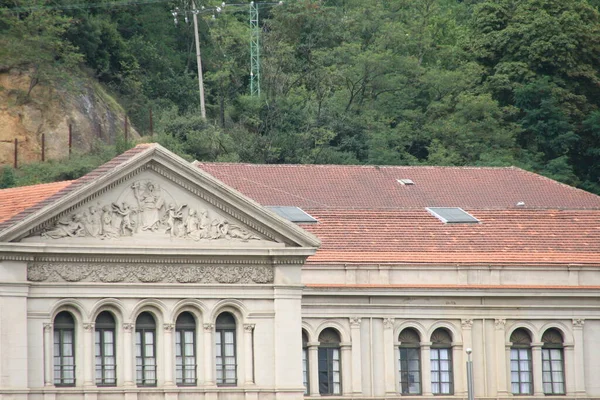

{"left": 0, "top": 69, "right": 138, "bottom": 165}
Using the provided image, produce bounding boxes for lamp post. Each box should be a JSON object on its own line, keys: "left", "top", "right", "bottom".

{"left": 466, "top": 348, "right": 474, "bottom": 400}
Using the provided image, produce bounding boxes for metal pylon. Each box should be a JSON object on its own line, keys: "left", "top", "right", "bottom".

{"left": 250, "top": 1, "right": 260, "bottom": 96}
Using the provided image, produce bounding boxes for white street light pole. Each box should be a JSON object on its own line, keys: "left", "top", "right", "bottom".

{"left": 191, "top": 0, "right": 206, "bottom": 119}
{"left": 466, "top": 348, "right": 474, "bottom": 400}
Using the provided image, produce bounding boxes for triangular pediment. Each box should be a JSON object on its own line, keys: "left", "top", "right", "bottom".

{"left": 0, "top": 144, "right": 320, "bottom": 251}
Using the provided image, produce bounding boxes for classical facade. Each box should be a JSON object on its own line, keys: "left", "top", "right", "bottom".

{"left": 0, "top": 143, "right": 599, "bottom": 400}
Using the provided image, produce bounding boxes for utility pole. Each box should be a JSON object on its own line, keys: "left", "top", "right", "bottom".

{"left": 250, "top": 1, "right": 260, "bottom": 96}
{"left": 191, "top": 1, "right": 207, "bottom": 118}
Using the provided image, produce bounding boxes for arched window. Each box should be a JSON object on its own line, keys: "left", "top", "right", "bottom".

{"left": 215, "top": 312, "right": 237, "bottom": 386}
{"left": 95, "top": 311, "right": 116, "bottom": 386}
{"left": 510, "top": 328, "right": 533, "bottom": 395}
{"left": 542, "top": 328, "right": 565, "bottom": 395}
{"left": 430, "top": 328, "right": 453, "bottom": 395}
{"left": 135, "top": 312, "right": 157, "bottom": 386}
{"left": 176, "top": 312, "right": 196, "bottom": 386}
{"left": 302, "top": 330, "right": 309, "bottom": 395}
{"left": 318, "top": 328, "right": 341, "bottom": 395}
{"left": 398, "top": 328, "right": 421, "bottom": 395}
{"left": 54, "top": 311, "right": 76, "bottom": 386}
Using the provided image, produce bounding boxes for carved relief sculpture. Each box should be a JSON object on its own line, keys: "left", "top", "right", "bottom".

{"left": 37, "top": 179, "right": 262, "bottom": 242}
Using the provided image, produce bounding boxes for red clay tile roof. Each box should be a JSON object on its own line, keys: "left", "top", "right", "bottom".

{"left": 298, "top": 209, "right": 600, "bottom": 265}
{"left": 1, "top": 147, "right": 599, "bottom": 267}
{"left": 0, "top": 181, "right": 73, "bottom": 223}
{"left": 195, "top": 163, "right": 600, "bottom": 210}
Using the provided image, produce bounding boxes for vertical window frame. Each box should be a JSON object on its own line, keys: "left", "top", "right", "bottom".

{"left": 53, "top": 318, "right": 76, "bottom": 387}
{"left": 135, "top": 312, "right": 157, "bottom": 387}
{"left": 95, "top": 329, "right": 116, "bottom": 385}
{"left": 510, "top": 329, "right": 533, "bottom": 395}
{"left": 317, "top": 328, "right": 342, "bottom": 396}
{"left": 215, "top": 312, "right": 237, "bottom": 386}
{"left": 302, "top": 331, "right": 310, "bottom": 395}
{"left": 541, "top": 329, "right": 566, "bottom": 395}
{"left": 398, "top": 328, "right": 421, "bottom": 395}
{"left": 176, "top": 312, "right": 197, "bottom": 386}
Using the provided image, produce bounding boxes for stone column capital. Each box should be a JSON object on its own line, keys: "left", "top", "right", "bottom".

{"left": 383, "top": 318, "right": 394, "bottom": 329}
{"left": 461, "top": 319, "right": 473, "bottom": 329}
{"left": 43, "top": 323, "right": 53, "bottom": 332}
{"left": 572, "top": 319, "right": 585, "bottom": 328}
{"left": 83, "top": 323, "right": 95, "bottom": 332}
{"left": 349, "top": 317, "right": 361, "bottom": 328}
{"left": 243, "top": 323, "right": 255, "bottom": 332}
{"left": 123, "top": 323, "right": 135, "bottom": 332}
{"left": 494, "top": 319, "right": 506, "bottom": 330}
{"left": 203, "top": 323, "right": 215, "bottom": 332}
{"left": 164, "top": 323, "right": 175, "bottom": 332}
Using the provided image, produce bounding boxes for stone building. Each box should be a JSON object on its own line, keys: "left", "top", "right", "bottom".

{"left": 0, "top": 143, "right": 598, "bottom": 400}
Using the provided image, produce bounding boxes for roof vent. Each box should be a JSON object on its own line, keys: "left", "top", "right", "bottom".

{"left": 397, "top": 178, "right": 414, "bottom": 185}
{"left": 426, "top": 207, "right": 480, "bottom": 224}
{"left": 266, "top": 206, "right": 317, "bottom": 223}
{"left": 516, "top": 201, "right": 525, "bottom": 207}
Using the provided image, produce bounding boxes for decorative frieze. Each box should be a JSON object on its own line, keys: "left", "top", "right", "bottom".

{"left": 33, "top": 179, "right": 262, "bottom": 242}
{"left": 27, "top": 262, "right": 274, "bottom": 284}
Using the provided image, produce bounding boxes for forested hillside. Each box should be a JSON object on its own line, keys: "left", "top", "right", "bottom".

{"left": 1, "top": 0, "right": 599, "bottom": 193}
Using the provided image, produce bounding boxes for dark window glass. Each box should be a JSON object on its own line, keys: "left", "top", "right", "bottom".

{"left": 216, "top": 312, "right": 236, "bottom": 386}
{"left": 135, "top": 312, "right": 156, "bottom": 386}
{"left": 542, "top": 329, "right": 565, "bottom": 395}
{"left": 318, "top": 328, "right": 341, "bottom": 395}
{"left": 398, "top": 328, "right": 421, "bottom": 395}
{"left": 510, "top": 329, "right": 533, "bottom": 395}
{"left": 54, "top": 311, "right": 75, "bottom": 386}
{"left": 95, "top": 311, "right": 116, "bottom": 386}
{"left": 176, "top": 312, "right": 196, "bottom": 386}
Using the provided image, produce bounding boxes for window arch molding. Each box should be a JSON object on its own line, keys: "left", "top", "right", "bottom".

{"left": 129, "top": 299, "right": 168, "bottom": 325}
{"left": 315, "top": 321, "right": 351, "bottom": 343}
{"left": 427, "top": 321, "right": 461, "bottom": 344}
{"left": 209, "top": 299, "right": 248, "bottom": 323}
{"left": 505, "top": 323, "right": 537, "bottom": 344}
{"left": 50, "top": 299, "right": 87, "bottom": 323}
{"left": 170, "top": 299, "right": 208, "bottom": 324}
{"left": 394, "top": 320, "right": 426, "bottom": 343}
{"left": 89, "top": 299, "right": 126, "bottom": 325}
{"left": 302, "top": 322, "right": 317, "bottom": 343}
{"left": 537, "top": 322, "right": 573, "bottom": 344}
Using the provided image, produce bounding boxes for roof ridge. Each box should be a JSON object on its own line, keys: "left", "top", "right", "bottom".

{"left": 196, "top": 162, "right": 518, "bottom": 170}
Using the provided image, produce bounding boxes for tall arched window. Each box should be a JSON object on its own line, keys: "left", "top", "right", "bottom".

{"left": 430, "top": 328, "right": 453, "bottom": 395}
{"left": 318, "top": 328, "right": 341, "bottom": 395}
{"left": 302, "top": 330, "right": 309, "bottom": 395}
{"left": 176, "top": 312, "right": 196, "bottom": 386}
{"left": 510, "top": 328, "right": 533, "bottom": 395}
{"left": 215, "top": 312, "right": 237, "bottom": 386}
{"left": 398, "top": 328, "right": 421, "bottom": 395}
{"left": 135, "top": 312, "right": 157, "bottom": 386}
{"left": 54, "top": 311, "right": 76, "bottom": 386}
{"left": 95, "top": 311, "right": 116, "bottom": 386}
{"left": 542, "top": 328, "right": 565, "bottom": 395}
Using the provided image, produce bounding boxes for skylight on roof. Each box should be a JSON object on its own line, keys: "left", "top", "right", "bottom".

{"left": 426, "top": 207, "right": 480, "bottom": 224}
{"left": 266, "top": 206, "right": 317, "bottom": 223}
{"left": 397, "top": 178, "right": 414, "bottom": 185}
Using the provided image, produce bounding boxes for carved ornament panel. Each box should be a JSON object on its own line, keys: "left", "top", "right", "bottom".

{"left": 27, "top": 262, "right": 274, "bottom": 284}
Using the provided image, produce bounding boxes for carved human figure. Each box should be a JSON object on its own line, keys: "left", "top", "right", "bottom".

{"left": 220, "top": 220, "right": 259, "bottom": 241}
{"left": 101, "top": 205, "right": 120, "bottom": 239}
{"left": 184, "top": 208, "right": 201, "bottom": 240}
{"left": 42, "top": 214, "right": 85, "bottom": 239}
{"left": 112, "top": 202, "right": 135, "bottom": 236}
{"left": 132, "top": 181, "right": 164, "bottom": 231}
{"left": 164, "top": 203, "right": 186, "bottom": 238}
{"left": 83, "top": 205, "right": 102, "bottom": 237}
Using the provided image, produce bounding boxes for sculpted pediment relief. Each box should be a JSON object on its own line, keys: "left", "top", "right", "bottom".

{"left": 23, "top": 174, "right": 268, "bottom": 245}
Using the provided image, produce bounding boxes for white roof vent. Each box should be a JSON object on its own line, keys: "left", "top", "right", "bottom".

{"left": 397, "top": 178, "right": 414, "bottom": 185}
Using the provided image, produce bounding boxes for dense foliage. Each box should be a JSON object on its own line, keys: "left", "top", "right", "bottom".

{"left": 1, "top": 0, "right": 599, "bottom": 193}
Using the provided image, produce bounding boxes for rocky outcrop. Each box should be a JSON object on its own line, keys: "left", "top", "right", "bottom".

{"left": 0, "top": 69, "right": 139, "bottom": 165}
